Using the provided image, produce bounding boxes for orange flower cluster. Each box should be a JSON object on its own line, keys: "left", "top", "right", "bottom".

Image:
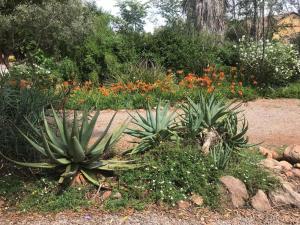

{"left": 230, "top": 81, "right": 244, "bottom": 96}
{"left": 96, "top": 75, "right": 175, "bottom": 96}
{"left": 178, "top": 68, "right": 227, "bottom": 93}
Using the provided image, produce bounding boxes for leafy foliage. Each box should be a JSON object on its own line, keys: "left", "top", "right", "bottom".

{"left": 120, "top": 143, "right": 221, "bottom": 208}
{"left": 239, "top": 37, "right": 300, "bottom": 86}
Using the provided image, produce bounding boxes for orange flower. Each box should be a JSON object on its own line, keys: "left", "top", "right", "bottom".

{"left": 238, "top": 81, "right": 243, "bottom": 87}
{"left": 253, "top": 81, "right": 258, "bottom": 86}
{"left": 219, "top": 72, "right": 225, "bottom": 81}
{"left": 73, "top": 86, "right": 80, "bottom": 91}
{"left": 238, "top": 90, "right": 243, "bottom": 96}
{"left": 19, "top": 79, "right": 27, "bottom": 89}
{"left": 207, "top": 86, "right": 215, "bottom": 93}
{"left": 231, "top": 89, "right": 235, "bottom": 94}
{"left": 63, "top": 81, "right": 69, "bottom": 88}
{"left": 99, "top": 87, "right": 110, "bottom": 96}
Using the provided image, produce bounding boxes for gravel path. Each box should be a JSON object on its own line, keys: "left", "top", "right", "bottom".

{"left": 93, "top": 98, "right": 300, "bottom": 151}
{"left": 1, "top": 208, "right": 299, "bottom": 225}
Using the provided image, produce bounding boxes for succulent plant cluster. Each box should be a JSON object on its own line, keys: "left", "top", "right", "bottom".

{"left": 0, "top": 108, "right": 138, "bottom": 186}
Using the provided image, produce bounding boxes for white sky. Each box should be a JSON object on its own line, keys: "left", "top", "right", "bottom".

{"left": 91, "top": 0, "right": 165, "bottom": 32}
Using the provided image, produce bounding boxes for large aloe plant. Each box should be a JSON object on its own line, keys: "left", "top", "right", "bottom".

{"left": 180, "top": 94, "right": 249, "bottom": 155}
{"left": 0, "top": 108, "right": 138, "bottom": 186}
{"left": 126, "top": 101, "right": 178, "bottom": 154}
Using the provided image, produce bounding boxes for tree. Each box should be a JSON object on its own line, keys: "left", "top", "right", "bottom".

{"left": 152, "top": 0, "right": 184, "bottom": 24}
{"left": 0, "top": 0, "right": 93, "bottom": 60}
{"left": 117, "top": 0, "right": 149, "bottom": 32}
{"left": 183, "top": 0, "right": 226, "bottom": 35}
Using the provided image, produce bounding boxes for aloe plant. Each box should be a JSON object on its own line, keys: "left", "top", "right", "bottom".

{"left": 0, "top": 107, "right": 138, "bottom": 186}
{"left": 126, "top": 101, "right": 178, "bottom": 154}
{"left": 180, "top": 94, "right": 249, "bottom": 155}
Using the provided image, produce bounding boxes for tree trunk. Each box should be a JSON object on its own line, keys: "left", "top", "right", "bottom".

{"left": 185, "top": 0, "right": 226, "bottom": 36}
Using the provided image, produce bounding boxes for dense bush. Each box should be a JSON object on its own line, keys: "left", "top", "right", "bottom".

{"left": 144, "top": 25, "right": 222, "bottom": 74}
{"left": 239, "top": 37, "right": 300, "bottom": 86}
{"left": 0, "top": 72, "right": 62, "bottom": 162}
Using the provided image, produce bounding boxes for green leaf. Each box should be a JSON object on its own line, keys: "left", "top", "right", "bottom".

{"left": 72, "top": 136, "right": 86, "bottom": 162}
{"left": 81, "top": 111, "right": 100, "bottom": 150}
{"left": 81, "top": 169, "right": 99, "bottom": 186}
{"left": 17, "top": 127, "right": 47, "bottom": 156}
{"left": 87, "top": 111, "right": 117, "bottom": 153}
{"left": 51, "top": 106, "right": 67, "bottom": 145}
{"left": 42, "top": 132, "right": 69, "bottom": 165}
{"left": 0, "top": 151, "right": 57, "bottom": 169}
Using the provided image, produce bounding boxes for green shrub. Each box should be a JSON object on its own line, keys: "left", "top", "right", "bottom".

{"left": 0, "top": 74, "right": 61, "bottom": 162}
{"left": 145, "top": 25, "right": 221, "bottom": 74}
{"left": 239, "top": 37, "right": 300, "bottom": 86}
{"left": 225, "top": 149, "right": 279, "bottom": 195}
{"left": 113, "top": 63, "right": 167, "bottom": 84}
{"left": 262, "top": 82, "right": 300, "bottom": 99}
{"left": 119, "top": 143, "right": 221, "bottom": 208}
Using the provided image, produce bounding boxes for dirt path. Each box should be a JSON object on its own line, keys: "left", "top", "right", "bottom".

{"left": 1, "top": 208, "right": 299, "bottom": 225}
{"left": 93, "top": 99, "right": 300, "bottom": 151}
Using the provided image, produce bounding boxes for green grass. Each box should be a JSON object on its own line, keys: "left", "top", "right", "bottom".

{"left": 262, "top": 82, "right": 300, "bottom": 99}
{"left": 0, "top": 175, "right": 91, "bottom": 212}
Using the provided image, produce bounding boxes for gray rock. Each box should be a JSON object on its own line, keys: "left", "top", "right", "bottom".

{"left": 284, "top": 145, "right": 300, "bottom": 163}
{"left": 220, "top": 176, "right": 249, "bottom": 208}
{"left": 269, "top": 182, "right": 300, "bottom": 208}
{"left": 251, "top": 190, "right": 272, "bottom": 211}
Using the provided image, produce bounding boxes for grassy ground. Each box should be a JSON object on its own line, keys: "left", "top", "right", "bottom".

{"left": 0, "top": 144, "right": 278, "bottom": 213}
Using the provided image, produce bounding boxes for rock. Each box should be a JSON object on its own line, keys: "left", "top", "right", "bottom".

{"left": 259, "top": 146, "right": 280, "bottom": 160}
{"left": 0, "top": 200, "right": 4, "bottom": 208}
{"left": 102, "top": 191, "right": 112, "bottom": 201}
{"left": 295, "top": 163, "right": 300, "bottom": 169}
{"left": 285, "top": 171, "right": 294, "bottom": 177}
{"left": 112, "top": 192, "right": 122, "bottom": 199}
{"left": 260, "top": 158, "right": 282, "bottom": 172}
{"left": 177, "top": 200, "right": 190, "bottom": 209}
{"left": 292, "top": 169, "right": 300, "bottom": 178}
{"left": 251, "top": 190, "right": 272, "bottom": 211}
{"left": 284, "top": 145, "right": 300, "bottom": 163}
{"left": 269, "top": 182, "right": 300, "bottom": 208}
{"left": 220, "top": 176, "right": 249, "bottom": 208}
{"left": 278, "top": 161, "right": 293, "bottom": 171}
{"left": 190, "top": 194, "right": 204, "bottom": 206}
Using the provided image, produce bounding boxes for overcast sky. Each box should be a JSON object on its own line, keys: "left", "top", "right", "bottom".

{"left": 91, "top": 0, "right": 164, "bottom": 32}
